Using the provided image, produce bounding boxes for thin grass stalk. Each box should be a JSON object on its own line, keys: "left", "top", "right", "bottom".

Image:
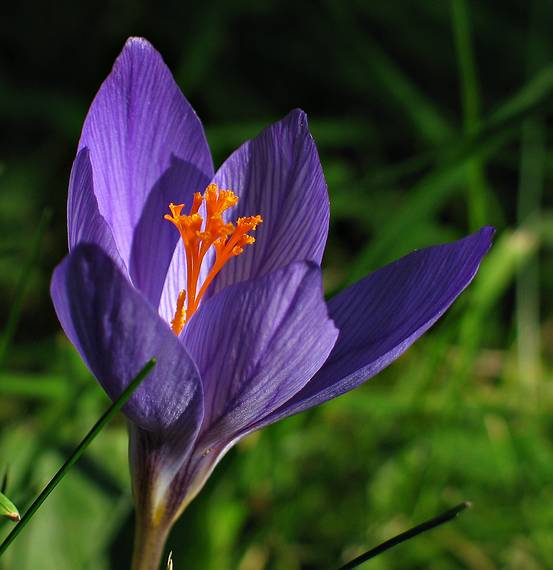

{"left": 451, "top": 0, "right": 489, "bottom": 230}
{"left": 0, "top": 358, "right": 156, "bottom": 557}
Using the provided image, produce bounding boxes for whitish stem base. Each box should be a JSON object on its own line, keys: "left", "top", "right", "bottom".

{"left": 131, "top": 516, "right": 171, "bottom": 570}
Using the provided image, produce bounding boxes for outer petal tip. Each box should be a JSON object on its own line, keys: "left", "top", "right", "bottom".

{"left": 468, "top": 225, "right": 495, "bottom": 266}
{"left": 124, "top": 36, "right": 154, "bottom": 49}
{"left": 287, "top": 107, "right": 308, "bottom": 124}
{"left": 113, "top": 37, "right": 163, "bottom": 76}
{"left": 481, "top": 225, "right": 496, "bottom": 242}
{"left": 282, "top": 109, "right": 315, "bottom": 140}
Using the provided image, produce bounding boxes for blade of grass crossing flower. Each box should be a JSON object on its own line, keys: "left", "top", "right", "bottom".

{"left": 338, "top": 502, "right": 472, "bottom": 569}
{"left": 0, "top": 358, "right": 156, "bottom": 558}
{"left": 0, "top": 208, "right": 52, "bottom": 367}
{"left": 451, "top": 0, "right": 490, "bottom": 230}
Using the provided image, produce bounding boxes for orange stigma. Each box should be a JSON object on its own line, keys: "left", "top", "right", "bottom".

{"left": 164, "top": 184, "right": 262, "bottom": 335}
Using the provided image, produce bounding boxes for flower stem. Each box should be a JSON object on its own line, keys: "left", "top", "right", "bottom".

{"left": 131, "top": 516, "right": 171, "bottom": 570}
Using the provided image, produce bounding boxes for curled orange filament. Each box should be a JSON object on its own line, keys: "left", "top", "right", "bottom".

{"left": 164, "top": 184, "right": 262, "bottom": 335}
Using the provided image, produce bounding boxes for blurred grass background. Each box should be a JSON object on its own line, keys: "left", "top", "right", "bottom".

{"left": 1, "top": 1, "right": 553, "bottom": 568}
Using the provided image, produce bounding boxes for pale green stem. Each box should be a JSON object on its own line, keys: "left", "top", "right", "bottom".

{"left": 131, "top": 515, "right": 171, "bottom": 570}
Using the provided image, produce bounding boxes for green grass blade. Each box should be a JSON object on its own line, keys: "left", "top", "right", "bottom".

{"left": 0, "top": 492, "right": 20, "bottom": 523}
{"left": 516, "top": 120, "right": 544, "bottom": 403}
{"left": 0, "top": 358, "right": 156, "bottom": 557}
{"left": 344, "top": 54, "right": 553, "bottom": 285}
{"left": 451, "top": 0, "right": 480, "bottom": 132}
{"left": 452, "top": 229, "right": 538, "bottom": 387}
{"left": 515, "top": 1, "right": 548, "bottom": 406}
{"left": 0, "top": 209, "right": 51, "bottom": 368}
{"left": 324, "top": 0, "right": 452, "bottom": 145}
{"left": 0, "top": 373, "right": 67, "bottom": 401}
{"left": 346, "top": 129, "right": 511, "bottom": 283}
{"left": 0, "top": 469, "right": 8, "bottom": 494}
{"left": 339, "top": 502, "right": 471, "bottom": 569}
{"left": 451, "top": 0, "right": 490, "bottom": 230}
{"left": 351, "top": 60, "right": 553, "bottom": 201}
{"left": 486, "top": 63, "right": 553, "bottom": 130}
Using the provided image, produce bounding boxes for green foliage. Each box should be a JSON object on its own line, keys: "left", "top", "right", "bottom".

{"left": 0, "top": 492, "right": 20, "bottom": 523}
{"left": 1, "top": 1, "right": 553, "bottom": 568}
{"left": 0, "top": 359, "right": 155, "bottom": 562}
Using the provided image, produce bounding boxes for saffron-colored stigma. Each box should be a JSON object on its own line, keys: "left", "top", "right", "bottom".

{"left": 164, "top": 184, "right": 262, "bottom": 335}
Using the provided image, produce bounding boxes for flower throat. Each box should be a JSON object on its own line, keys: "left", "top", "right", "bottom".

{"left": 165, "top": 184, "right": 262, "bottom": 335}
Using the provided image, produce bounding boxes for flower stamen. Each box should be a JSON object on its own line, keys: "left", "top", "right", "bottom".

{"left": 164, "top": 184, "right": 262, "bottom": 335}
{"left": 170, "top": 289, "right": 186, "bottom": 335}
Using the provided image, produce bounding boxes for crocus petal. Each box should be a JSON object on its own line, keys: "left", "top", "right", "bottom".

{"left": 50, "top": 243, "right": 204, "bottom": 438}
{"left": 207, "top": 109, "right": 329, "bottom": 295}
{"left": 182, "top": 261, "right": 338, "bottom": 446}
{"left": 67, "top": 148, "right": 125, "bottom": 271}
{"left": 258, "top": 227, "right": 494, "bottom": 424}
{"left": 130, "top": 155, "right": 211, "bottom": 308}
{"left": 76, "top": 37, "right": 213, "bottom": 306}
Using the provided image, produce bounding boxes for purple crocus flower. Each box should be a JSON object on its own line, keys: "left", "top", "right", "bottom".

{"left": 50, "top": 37, "right": 493, "bottom": 569}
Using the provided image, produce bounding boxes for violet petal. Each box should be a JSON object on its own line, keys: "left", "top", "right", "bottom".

{"left": 182, "top": 261, "right": 338, "bottom": 446}
{"left": 77, "top": 37, "right": 213, "bottom": 306}
{"left": 258, "top": 227, "right": 494, "bottom": 424}
{"left": 50, "top": 243, "right": 204, "bottom": 437}
{"left": 67, "top": 148, "right": 126, "bottom": 272}
{"left": 207, "top": 109, "right": 329, "bottom": 295}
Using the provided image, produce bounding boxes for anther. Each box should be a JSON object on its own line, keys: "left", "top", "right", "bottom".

{"left": 164, "top": 184, "right": 262, "bottom": 334}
